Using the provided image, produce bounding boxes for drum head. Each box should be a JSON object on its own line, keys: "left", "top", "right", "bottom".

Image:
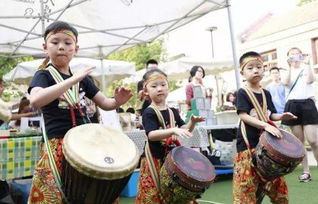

{"left": 63, "top": 124, "right": 139, "bottom": 180}
{"left": 171, "top": 146, "right": 215, "bottom": 182}
{"left": 263, "top": 129, "right": 305, "bottom": 159}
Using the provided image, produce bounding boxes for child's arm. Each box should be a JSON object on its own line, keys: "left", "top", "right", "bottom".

{"left": 148, "top": 128, "right": 192, "bottom": 141}
{"left": 270, "top": 112, "right": 297, "bottom": 121}
{"left": 92, "top": 87, "right": 132, "bottom": 110}
{"left": 239, "top": 112, "right": 282, "bottom": 138}
{"left": 181, "top": 115, "right": 205, "bottom": 132}
{"left": 30, "top": 67, "right": 94, "bottom": 108}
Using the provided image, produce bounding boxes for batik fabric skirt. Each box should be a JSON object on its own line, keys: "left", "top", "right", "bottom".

{"left": 233, "top": 149, "right": 288, "bottom": 204}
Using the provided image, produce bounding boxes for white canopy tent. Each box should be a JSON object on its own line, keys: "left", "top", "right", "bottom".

{"left": 3, "top": 58, "right": 135, "bottom": 88}
{"left": 123, "top": 57, "right": 233, "bottom": 83}
{"left": 0, "top": 0, "right": 240, "bottom": 88}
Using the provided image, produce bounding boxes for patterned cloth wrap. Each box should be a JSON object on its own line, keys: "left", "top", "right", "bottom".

{"left": 233, "top": 149, "right": 288, "bottom": 204}
{"left": 136, "top": 157, "right": 163, "bottom": 204}
{"left": 0, "top": 136, "right": 42, "bottom": 180}
{"left": 28, "top": 138, "right": 120, "bottom": 204}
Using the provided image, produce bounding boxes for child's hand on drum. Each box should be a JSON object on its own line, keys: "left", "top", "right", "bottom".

{"left": 190, "top": 115, "right": 205, "bottom": 123}
{"left": 173, "top": 128, "right": 192, "bottom": 139}
{"left": 280, "top": 112, "right": 297, "bottom": 120}
{"left": 264, "top": 123, "right": 282, "bottom": 138}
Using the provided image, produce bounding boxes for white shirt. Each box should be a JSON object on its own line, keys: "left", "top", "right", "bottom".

{"left": 287, "top": 68, "right": 315, "bottom": 100}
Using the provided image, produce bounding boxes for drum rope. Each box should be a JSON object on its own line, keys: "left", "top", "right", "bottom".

{"left": 40, "top": 114, "right": 70, "bottom": 204}
{"left": 47, "top": 65, "right": 90, "bottom": 125}
{"left": 240, "top": 88, "right": 274, "bottom": 202}
{"left": 47, "top": 65, "right": 79, "bottom": 107}
{"left": 144, "top": 105, "right": 179, "bottom": 202}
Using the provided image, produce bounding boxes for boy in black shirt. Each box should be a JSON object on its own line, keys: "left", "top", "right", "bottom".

{"left": 233, "top": 51, "right": 297, "bottom": 204}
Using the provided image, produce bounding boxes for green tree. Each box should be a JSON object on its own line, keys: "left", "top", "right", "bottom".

{"left": 298, "top": 0, "right": 317, "bottom": 6}
{"left": 106, "top": 38, "right": 182, "bottom": 110}
{"left": 0, "top": 56, "right": 33, "bottom": 78}
{"left": 0, "top": 56, "right": 34, "bottom": 101}
{"left": 106, "top": 79, "right": 141, "bottom": 111}
{"left": 107, "top": 39, "right": 167, "bottom": 71}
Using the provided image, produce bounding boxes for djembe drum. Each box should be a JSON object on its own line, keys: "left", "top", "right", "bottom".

{"left": 254, "top": 129, "right": 305, "bottom": 180}
{"left": 160, "top": 146, "right": 216, "bottom": 204}
{"left": 62, "top": 124, "right": 139, "bottom": 204}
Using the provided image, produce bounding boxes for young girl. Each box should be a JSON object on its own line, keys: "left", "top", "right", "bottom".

{"left": 27, "top": 21, "right": 132, "bottom": 204}
{"left": 136, "top": 69, "right": 204, "bottom": 204}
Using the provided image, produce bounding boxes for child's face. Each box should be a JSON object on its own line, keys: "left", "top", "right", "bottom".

{"left": 240, "top": 60, "right": 264, "bottom": 84}
{"left": 43, "top": 32, "right": 78, "bottom": 68}
{"left": 145, "top": 77, "right": 169, "bottom": 103}
{"left": 229, "top": 94, "right": 235, "bottom": 102}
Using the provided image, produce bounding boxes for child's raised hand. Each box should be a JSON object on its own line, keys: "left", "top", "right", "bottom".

{"left": 190, "top": 115, "right": 205, "bottom": 123}
{"left": 280, "top": 112, "right": 297, "bottom": 120}
{"left": 72, "top": 66, "right": 95, "bottom": 83}
{"left": 264, "top": 123, "right": 282, "bottom": 138}
{"left": 114, "top": 86, "right": 133, "bottom": 106}
{"left": 173, "top": 128, "right": 192, "bottom": 139}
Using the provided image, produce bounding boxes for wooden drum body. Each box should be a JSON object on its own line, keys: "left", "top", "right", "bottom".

{"left": 255, "top": 129, "right": 305, "bottom": 180}
{"left": 62, "top": 124, "right": 139, "bottom": 204}
{"left": 160, "top": 146, "right": 215, "bottom": 204}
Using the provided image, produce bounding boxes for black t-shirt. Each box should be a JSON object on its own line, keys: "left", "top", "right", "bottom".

{"left": 236, "top": 88, "right": 277, "bottom": 152}
{"left": 142, "top": 107, "right": 185, "bottom": 159}
{"left": 28, "top": 66, "right": 99, "bottom": 139}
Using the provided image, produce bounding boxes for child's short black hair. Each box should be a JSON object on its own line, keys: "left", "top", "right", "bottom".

{"left": 126, "top": 107, "right": 135, "bottom": 114}
{"left": 44, "top": 21, "right": 78, "bottom": 42}
{"left": 146, "top": 59, "right": 158, "bottom": 67}
{"left": 269, "top": 67, "right": 280, "bottom": 73}
{"left": 190, "top": 66, "right": 205, "bottom": 78}
{"left": 239, "top": 51, "right": 261, "bottom": 65}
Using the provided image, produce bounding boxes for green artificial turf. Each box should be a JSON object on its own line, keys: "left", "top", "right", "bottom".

{"left": 120, "top": 166, "right": 318, "bottom": 204}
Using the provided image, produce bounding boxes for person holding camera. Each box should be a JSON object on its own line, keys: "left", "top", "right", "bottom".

{"left": 282, "top": 47, "right": 318, "bottom": 182}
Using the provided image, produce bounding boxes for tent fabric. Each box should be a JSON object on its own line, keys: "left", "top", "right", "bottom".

{"left": 3, "top": 58, "right": 135, "bottom": 88}
{"left": 123, "top": 57, "right": 233, "bottom": 83}
{"left": 0, "top": 0, "right": 227, "bottom": 58}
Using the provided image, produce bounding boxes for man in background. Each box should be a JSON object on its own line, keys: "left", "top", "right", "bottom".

{"left": 266, "top": 67, "right": 286, "bottom": 114}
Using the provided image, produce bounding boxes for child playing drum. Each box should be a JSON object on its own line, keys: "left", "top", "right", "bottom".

{"left": 27, "top": 21, "right": 132, "bottom": 204}
{"left": 233, "top": 51, "right": 297, "bottom": 204}
{"left": 135, "top": 69, "right": 204, "bottom": 204}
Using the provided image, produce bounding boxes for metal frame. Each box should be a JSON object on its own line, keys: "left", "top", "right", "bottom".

{"left": 0, "top": 0, "right": 241, "bottom": 89}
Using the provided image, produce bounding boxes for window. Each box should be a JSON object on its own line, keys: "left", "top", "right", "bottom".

{"left": 261, "top": 49, "right": 277, "bottom": 69}
{"left": 311, "top": 38, "right": 318, "bottom": 65}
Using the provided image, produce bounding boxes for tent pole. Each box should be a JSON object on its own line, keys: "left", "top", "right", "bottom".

{"left": 99, "top": 46, "right": 106, "bottom": 93}
{"left": 226, "top": 0, "right": 240, "bottom": 89}
{"left": 40, "top": 0, "right": 45, "bottom": 34}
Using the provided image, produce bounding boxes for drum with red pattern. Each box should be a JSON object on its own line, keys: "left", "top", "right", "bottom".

{"left": 160, "top": 146, "right": 215, "bottom": 203}
{"left": 255, "top": 129, "right": 305, "bottom": 180}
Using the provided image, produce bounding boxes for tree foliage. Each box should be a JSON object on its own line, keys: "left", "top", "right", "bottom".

{"left": 0, "top": 56, "right": 34, "bottom": 101}
{"left": 107, "top": 39, "right": 167, "bottom": 71}
{"left": 0, "top": 56, "right": 33, "bottom": 78}
{"left": 298, "top": 0, "right": 317, "bottom": 6}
